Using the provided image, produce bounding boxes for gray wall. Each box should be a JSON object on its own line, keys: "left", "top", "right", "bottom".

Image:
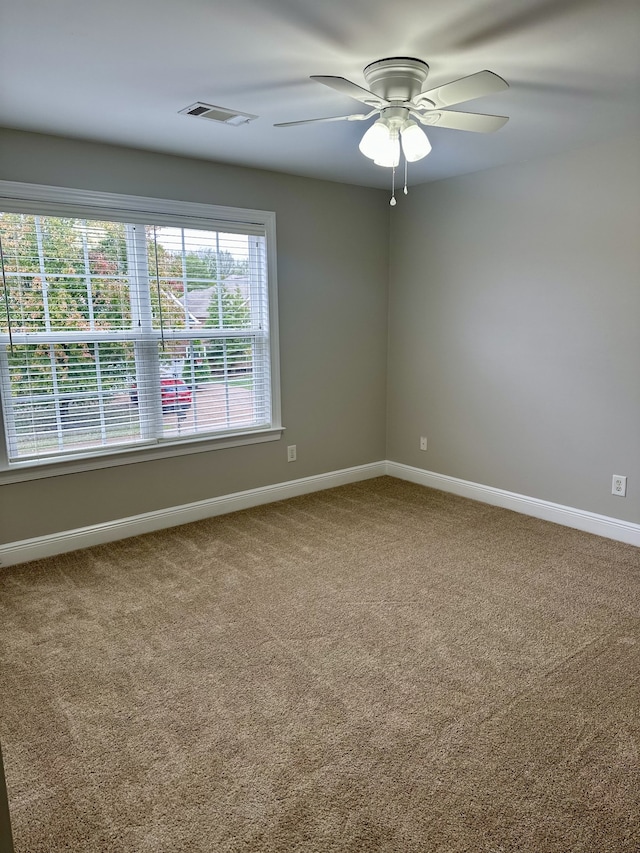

{"left": 2, "top": 128, "right": 638, "bottom": 543}
{"left": 387, "top": 133, "right": 639, "bottom": 523}
{"left": 0, "top": 129, "right": 390, "bottom": 542}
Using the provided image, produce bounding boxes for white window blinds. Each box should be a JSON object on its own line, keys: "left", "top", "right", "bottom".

{"left": 0, "top": 203, "right": 276, "bottom": 466}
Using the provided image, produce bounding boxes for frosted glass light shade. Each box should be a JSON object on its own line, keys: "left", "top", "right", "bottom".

{"left": 359, "top": 121, "right": 391, "bottom": 161}
{"left": 400, "top": 122, "right": 432, "bottom": 162}
{"left": 373, "top": 135, "right": 400, "bottom": 168}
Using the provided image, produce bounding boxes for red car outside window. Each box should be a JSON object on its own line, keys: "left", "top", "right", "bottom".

{"left": 130, "top": 376, "right": 192, "bottom": 418}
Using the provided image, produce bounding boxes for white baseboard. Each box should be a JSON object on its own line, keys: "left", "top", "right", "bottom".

{"left": 2, "top": 460, "right": 638, "bottom": 568}
{"left": 387, "top": 462, "right": 640, "bottom": 547}
{"left": 0, "top": 462, "right": 386, "bottom": 568}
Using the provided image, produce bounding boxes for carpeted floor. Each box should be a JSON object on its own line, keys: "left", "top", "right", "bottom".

{"left": 1, "top": 476, "right": 639, "bottom": 852}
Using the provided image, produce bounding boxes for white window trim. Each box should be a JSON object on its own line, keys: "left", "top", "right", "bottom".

{"left": 0, "top": 181, "right": 282, "bottom": 484}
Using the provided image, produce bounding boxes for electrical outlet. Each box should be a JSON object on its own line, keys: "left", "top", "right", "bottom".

{"left": 287, "top": 444, "right": 297, "bottom": 462}
{"left": 419, "top": 436, "right": 427, "bottom": 451}
{"left": 612, "top": 475, "right": 627, "bottom": 496}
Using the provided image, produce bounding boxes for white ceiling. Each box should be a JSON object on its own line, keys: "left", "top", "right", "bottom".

{"left": 1, "top": 0, "right": 639, "bottom": 189}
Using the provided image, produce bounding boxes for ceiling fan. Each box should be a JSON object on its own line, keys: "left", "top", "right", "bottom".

{"left": 275, "top": 57, "right": 509, "bottom": 202}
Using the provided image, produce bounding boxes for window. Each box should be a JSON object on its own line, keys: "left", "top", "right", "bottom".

{"left": 0, "top": 183, "right": 281, "bottom": 477}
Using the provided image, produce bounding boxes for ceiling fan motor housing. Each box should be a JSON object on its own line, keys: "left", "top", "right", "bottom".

{"left": 363, "top": 57, "right": 430, "bottom": 102}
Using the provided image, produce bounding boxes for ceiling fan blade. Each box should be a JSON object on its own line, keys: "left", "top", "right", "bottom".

{"left": 415, "top": 71, "right": 508, "bottom": 109}
{"left": 274, "top": 113, "right": 365, "bottom": 128}
{"left": 310, "top": 75, "right": 387, "bottom": 107}
{"left": 416, "top": 110, "right": 509, "bottom": 133}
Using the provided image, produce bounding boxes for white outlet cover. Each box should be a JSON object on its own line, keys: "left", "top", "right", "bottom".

{"left": 612, "top": 475, "right": 627, "bottom": 496}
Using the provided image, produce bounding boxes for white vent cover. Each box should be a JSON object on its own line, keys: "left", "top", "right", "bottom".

{"left": 179, "top": 102, "right": 258, "bottom": 126}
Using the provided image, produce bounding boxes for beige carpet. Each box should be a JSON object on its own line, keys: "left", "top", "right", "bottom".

{"left": 1, "top": 476, "right": 639, "bottom": 852}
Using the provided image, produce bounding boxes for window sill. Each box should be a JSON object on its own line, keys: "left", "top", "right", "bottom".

{"left": 0, "top": 427, "right": 284, "bottom": 484}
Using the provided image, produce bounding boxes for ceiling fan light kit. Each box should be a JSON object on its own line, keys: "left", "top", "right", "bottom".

{"left": 275, "top": 56, "right": 509, "bottom": 206}
{"left": 359, "top": 110, "right": 432, "bottom": 168}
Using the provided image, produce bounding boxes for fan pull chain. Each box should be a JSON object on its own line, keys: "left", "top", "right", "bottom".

{"left": 404, "top": 158, "right": 408, "bottom": 195}
{"left": 390, "top": 167, "right": 397, "bottom": 206}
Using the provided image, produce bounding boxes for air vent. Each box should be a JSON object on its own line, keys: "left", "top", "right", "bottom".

{"left": 178, "top": 102, "right": 258, "bottom": 126}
